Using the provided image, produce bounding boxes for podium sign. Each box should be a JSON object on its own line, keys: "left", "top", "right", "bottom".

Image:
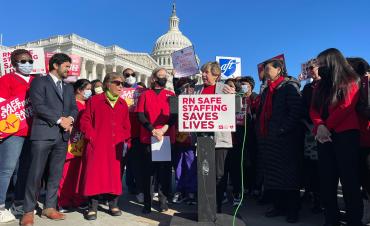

{"left": 178, "top": 95, "right": 235, "bottom": 132}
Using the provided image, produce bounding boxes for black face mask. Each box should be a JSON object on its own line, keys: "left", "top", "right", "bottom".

{"left": 156, "top": 78, "right": 167, "bottom": 87}
{"left": 318, "top": 66, "right": 330, "bottom": 79}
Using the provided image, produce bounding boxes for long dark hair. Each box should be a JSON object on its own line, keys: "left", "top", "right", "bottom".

{"left": 73, "top": 79, "right": 91, "bottom": 93}
{"left": 347, "top": 57, "right": 370, "bottom": 77}
{"left": 312, "top": 48, "right": 360, "bottom": 111}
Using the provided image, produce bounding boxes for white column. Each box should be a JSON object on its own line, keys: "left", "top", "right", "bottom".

{"left": 101, "top": 65, "right": 106, "bottom": 80}
{"left": 91, "top": 62, "right": 97, "bottom": 80}
{"left": 112, "top": 64, "right": 117, "bottom": 72}
{"left": 144, "top": 75, "right": 149, "bottom": 87}
{"left": 80, "top": 58, "right": 86, "bottom": 79}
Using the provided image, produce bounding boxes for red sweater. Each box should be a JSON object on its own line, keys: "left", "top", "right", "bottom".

{"left": 201, "top": 85, "right": 216, "bottom": 94}
{"left": 136, "top": 89, "right": 176, "bottom": 144}
{"left": 0, "top": 73, "right": 35, "bottom": 137}
{"left": 310, "top": 81, "right": 360, "bottom": 134}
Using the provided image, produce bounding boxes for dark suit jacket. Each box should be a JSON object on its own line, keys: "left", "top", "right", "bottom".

{"left": 29, "top": 75, "right": 78, "bottom": 141}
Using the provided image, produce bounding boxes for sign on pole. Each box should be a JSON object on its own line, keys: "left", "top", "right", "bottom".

{"left": 171, "top": 46, "right": 199, "bottom": 78}
{"left": 216, "top": 56, "right": 241, "bottom": 79}
{"left": 179, "top": 94, "right": 235, "bottom": 132}
{"left": 45, "top": 52, "right": 82, "bottom": 76}
{"left": 0, "top": 48, "right": 46, "bottom": 76}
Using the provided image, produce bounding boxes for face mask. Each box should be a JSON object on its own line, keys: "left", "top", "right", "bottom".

{"left": 94, "top": 86, "right": 103, "bottom": 94}
{"left": 318, "top": 66, "right": 330, "bottom": 79}
{"left": 156, "top": 78, "right": 167, "bottom": 87}
{"left": 125, "top": 76, "right": 136, "bottom": 86}
{"left": 17, "top": 62, "right": 33, "bottom": 75}
{"left": 241, "top": 85, "right": 249, "bottom": 93}
{"left": 83, "top": 89, "right": 92, "bottom": 99}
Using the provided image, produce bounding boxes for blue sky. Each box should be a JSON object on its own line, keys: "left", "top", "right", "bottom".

{"left": 1, "top": 0, "right": 369, "bottom": 88}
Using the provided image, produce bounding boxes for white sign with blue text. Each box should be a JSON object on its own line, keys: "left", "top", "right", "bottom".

{"left": 216, "top": 56, "right": 241, "bottom": 80}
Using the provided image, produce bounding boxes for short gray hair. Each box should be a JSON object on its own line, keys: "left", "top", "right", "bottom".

{"left": 150, "top": 67, "right": 167, "bottom": 89}
{"left": 103, "top": 72, "right": 124, "bottom": 91}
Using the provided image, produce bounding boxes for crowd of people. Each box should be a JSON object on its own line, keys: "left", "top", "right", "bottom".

{"left": 0, "top": 48, "right": 369, "bottom": 226}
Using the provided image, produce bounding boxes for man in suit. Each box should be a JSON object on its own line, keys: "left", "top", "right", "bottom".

{"left": 21, "top": 53, "right": 78, "bottom": 226}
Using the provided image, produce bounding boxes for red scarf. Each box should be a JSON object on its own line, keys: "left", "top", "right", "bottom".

{"left": 259, "top": 76, "right": 285, "bottom": 136}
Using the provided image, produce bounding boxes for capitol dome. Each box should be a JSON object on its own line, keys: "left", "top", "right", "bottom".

{"left": 151, "top": 3, "right": 193, "bottom": 70}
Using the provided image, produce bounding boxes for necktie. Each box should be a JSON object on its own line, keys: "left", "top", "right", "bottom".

{"left": 56, "top": 81, "right": 63, "bottom": 97}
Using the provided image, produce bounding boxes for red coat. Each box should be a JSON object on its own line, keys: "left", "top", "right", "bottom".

{"left": 310, "top": 81, "right": 360, "bottom": 134}
{"left": 79, "top": 93, "right": 131, "bottom": 196}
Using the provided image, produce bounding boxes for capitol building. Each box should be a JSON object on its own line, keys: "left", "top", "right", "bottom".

{"left": 0, "top": 3, "right": 199, "bottom": 87}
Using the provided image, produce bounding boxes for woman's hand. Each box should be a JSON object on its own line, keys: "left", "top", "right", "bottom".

{"left": 152, "top": 129, "right": 164, "bottom": 141}
{"left": 222, "top": 84, "right": 236, "bottom": 94}
{"left": 160, "top": 125, "right": 169, "bottom": 134}
{"left": 315, "top": 124, "right": 332, "bottom": 143}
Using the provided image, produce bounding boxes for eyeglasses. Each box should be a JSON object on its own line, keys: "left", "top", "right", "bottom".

{"left": 110, "top": 80, "right": 124, "bottom": 86}
{"left": 123, "top": 73, "right": 136, "bottom": 78}
{"left": 18, "top": 60, "right": 34, "bottom": 64}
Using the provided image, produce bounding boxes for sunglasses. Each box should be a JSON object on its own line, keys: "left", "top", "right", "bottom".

{"left": 110, "top": 80, "right": 124, "bottom": 86}
{"left": 18, "top": 60, "right": 34, "bottom": 64}
{"left": 123, "top": 73, "right": 136, "bottom": 78}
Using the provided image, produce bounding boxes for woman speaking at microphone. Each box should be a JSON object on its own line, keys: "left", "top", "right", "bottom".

{"left": 193, "top": 62, "right": 235, "bottom": 213}
{"left": 136, "top": 67, "right": 176, "bottom": 214}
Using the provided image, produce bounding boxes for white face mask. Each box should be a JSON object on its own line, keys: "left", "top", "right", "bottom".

{"left": 17, "top": 62, "right": 33, "bottom": 75}
{"left": 125, "top": 76, "right": 136, "bottom": 86}
{"left": 94, "top": 86, "right": 103, "bottom": 94}
{"left": 83, "top": 89, "right": 92, "bottom": 99}
{"left": 241, "top": 84, "right": 249, "bottom": 93}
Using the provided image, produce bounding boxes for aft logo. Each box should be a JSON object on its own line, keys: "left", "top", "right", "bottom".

{"left": 216, "top": 56, "right": 241, "bottom": 79}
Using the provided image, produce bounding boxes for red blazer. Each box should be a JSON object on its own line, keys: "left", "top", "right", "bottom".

{"left": 310, "top": 81, "right": 360, "bottom": 134}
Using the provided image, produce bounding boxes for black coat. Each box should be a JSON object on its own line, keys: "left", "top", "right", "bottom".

{"left": 256, "top": 77, "right": 304, "bottom": 191}
{"left": 29, "top": 75, "right": 78, "bottom": 141}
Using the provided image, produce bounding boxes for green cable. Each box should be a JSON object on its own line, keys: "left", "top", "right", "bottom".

{"left": 232, "top": 104, "right": 248, "bottom": 226}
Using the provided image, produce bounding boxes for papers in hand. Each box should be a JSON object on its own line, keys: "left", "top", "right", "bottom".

{"left": 151, "top": 136, "right": 171, "bottom": 161}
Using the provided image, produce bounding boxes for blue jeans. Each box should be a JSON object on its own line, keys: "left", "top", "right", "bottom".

{"left": 0, "top": 136, "right": 25, "bottom": 206}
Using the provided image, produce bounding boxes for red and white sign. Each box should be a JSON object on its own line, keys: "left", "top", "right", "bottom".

{"left": 0, "top": 48, "right": 46, "bottom": 76}
{"left": 179, "top": 94, "right": 235, "bottom": 132}
{"left": 45, "top": 52, "right": 82, "bottom": 76}
{"left": 0, "top": 95, "right": 33, "bottom": 138}
{"left": 120, "top": 87, "right": 146, "bottom": 111}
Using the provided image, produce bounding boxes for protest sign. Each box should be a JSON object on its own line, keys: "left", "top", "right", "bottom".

{"left": 45, "top": 52, "right": 81, "bottom": 76}
{"left": 257, "top": 54, "right": 285, "bottom": 81}
{"left": 120, "top": 87, "right": 146, "bottom": 111}
{"left": 216, "top": 56, "right": 241, "bottom": 79}
{"left": 0, "top": 95, "right": 33, "bottom": 138}
{"left": 179, "top": 94, "right": 235, "bottom": 132}
{"left": 0, "top": 48, "right": 46, "bottom": 76}
{"left": 67, "top": 130, "right": 85, "bottom": 158}
{"left": 171, "top": 46, "right": 199, "bottom": 78}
